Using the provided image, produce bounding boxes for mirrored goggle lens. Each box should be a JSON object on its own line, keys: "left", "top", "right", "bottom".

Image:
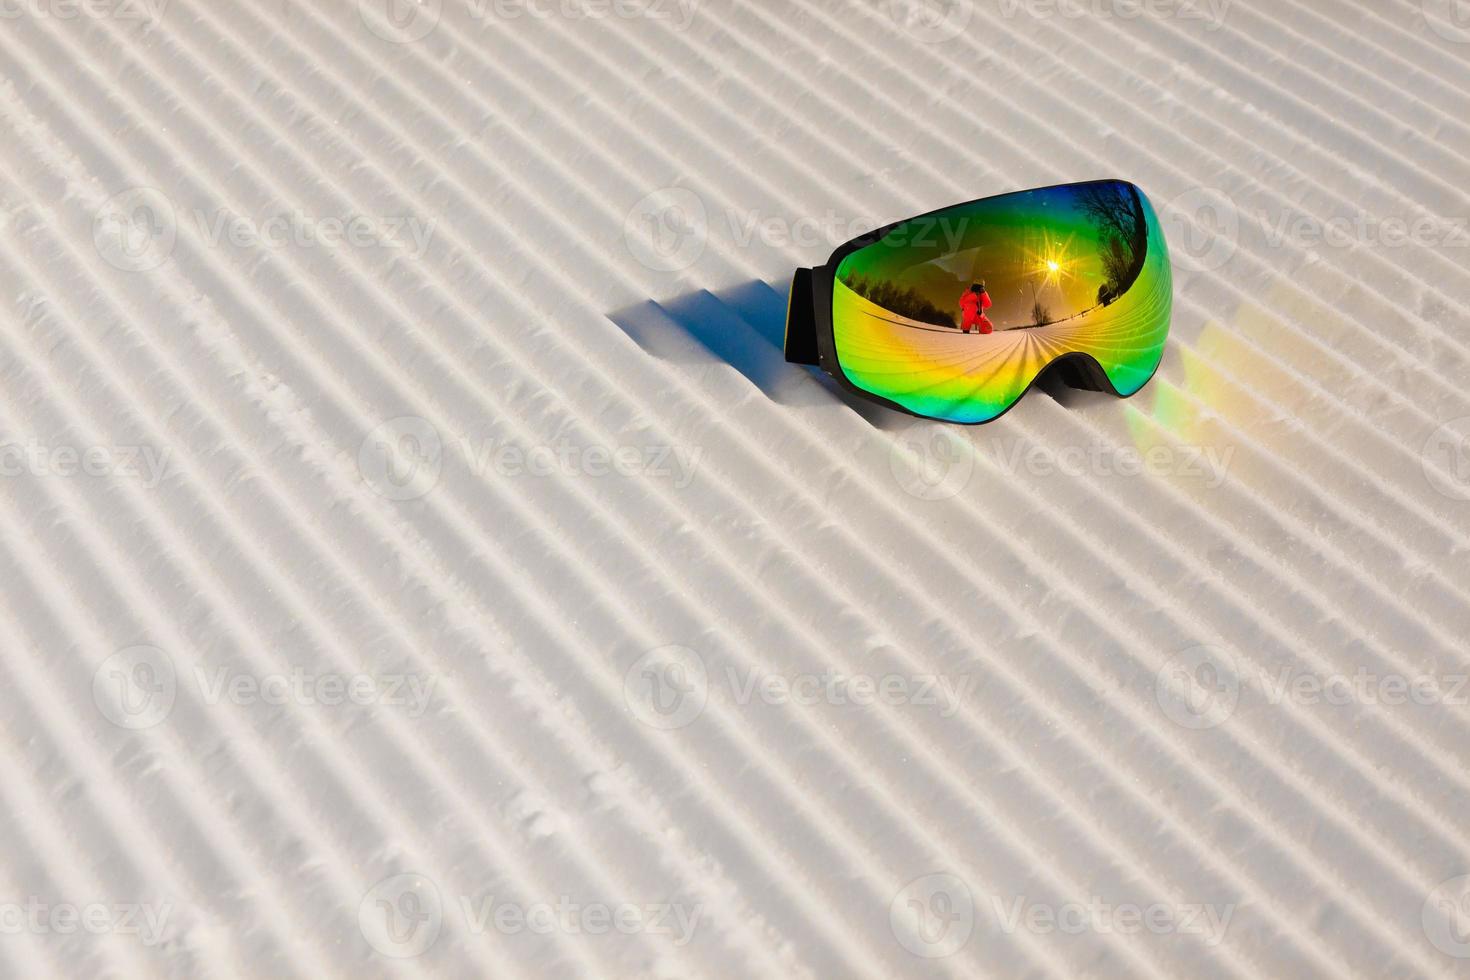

{"left": 831, "top": 180, "right": 1172, "bottom": 424}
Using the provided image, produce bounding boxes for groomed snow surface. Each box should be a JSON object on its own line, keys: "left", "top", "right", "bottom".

{"left": 1, "top": 0, "right": 1469, "bottom": 976}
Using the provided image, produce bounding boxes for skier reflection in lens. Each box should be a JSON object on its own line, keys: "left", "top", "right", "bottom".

{"left": 959, "top": 281, "right": 993, "bottom": 334}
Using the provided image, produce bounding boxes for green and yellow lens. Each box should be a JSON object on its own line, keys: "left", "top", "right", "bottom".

{"left": 830, "top": 181, "right": 1172, "bottom": 424}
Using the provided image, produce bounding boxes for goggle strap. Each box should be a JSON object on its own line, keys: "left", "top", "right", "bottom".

{"left": 783, "top": 266, "right": 820, "bottom": 366}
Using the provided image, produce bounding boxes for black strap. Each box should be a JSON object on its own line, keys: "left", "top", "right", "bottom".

{"left": 783, "top": 267, "right": 819, "bottom": 365}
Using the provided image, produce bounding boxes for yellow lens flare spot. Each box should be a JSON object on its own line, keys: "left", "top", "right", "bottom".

{"left": 1016, "top": 234, "right": 1081, "bottom": 326}
{"left": 1029, "top": 235, "right": 1077, "bottom": 290}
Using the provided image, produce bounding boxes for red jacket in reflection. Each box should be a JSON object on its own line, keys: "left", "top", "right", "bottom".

{"left": 959, "top": 288, "right": 993, "bottom": 334}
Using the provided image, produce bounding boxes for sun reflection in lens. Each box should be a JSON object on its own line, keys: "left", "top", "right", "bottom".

{"left": 1028, "top": 235, "right": 1077, "bottom": 292}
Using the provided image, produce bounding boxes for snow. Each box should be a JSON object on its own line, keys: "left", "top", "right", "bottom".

{"left": 0, "top": 0, "right": 1468, "bottom": 976}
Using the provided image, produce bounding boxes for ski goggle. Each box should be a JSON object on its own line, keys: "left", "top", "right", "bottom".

{"left": 784, "top": 180, "right": 1172, "bottom": 424}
